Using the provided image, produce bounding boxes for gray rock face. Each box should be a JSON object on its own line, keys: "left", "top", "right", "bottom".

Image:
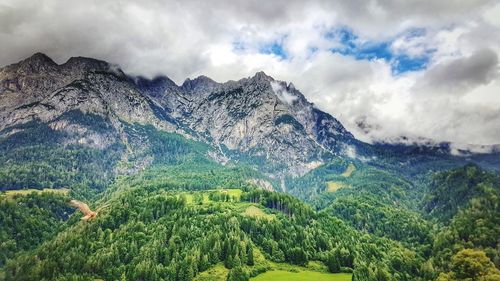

{"left": 0, "top": 53, "right": 179, "bottom": 147}
{"left": 0, "top": 53, "right": 359, "bottom": 176}
{"left": 139, "top": 71, "right": 358, "bottom": 176}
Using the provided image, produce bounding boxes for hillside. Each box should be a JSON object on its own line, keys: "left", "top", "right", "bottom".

{"left": 2, "top": 186, "right": 423, "bottom": 281}
{"left": 2, "top": 54, "right": 497, "bottom": 193}
{"left": 0, "top": 54, "right": 499, "bottom": 281}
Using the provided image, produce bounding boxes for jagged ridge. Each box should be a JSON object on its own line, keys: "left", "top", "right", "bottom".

{"left": 0, "top": 53, "right": 360, "bottom": 178}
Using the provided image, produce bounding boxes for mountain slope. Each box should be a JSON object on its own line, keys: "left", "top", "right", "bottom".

{"left": 2, "top": 186, "right": 424, "bottom": 281}
{"left": 137, "top": 71, "right": 359, "bottom": 176}
{"left": 1, "top": 53, "right": 500, "bottom": 281}
{"left": 0, "top": 53, "right": 363, "bottom": 192}
{"left": 0, "top": 53, "right": 181, "bottom": 135}
{"left": 2, "top": 53, "right": 498, "bottom": 187}
{"left": 0, "top": 54, "right": 179, "bottom": 190}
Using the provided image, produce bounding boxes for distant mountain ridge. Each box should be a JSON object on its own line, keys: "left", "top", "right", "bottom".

{"left": 0, "top": 53, "right": 498, "bottom": 189}
{"left": 0, "top": 53, "right": 361, "bottom": 177}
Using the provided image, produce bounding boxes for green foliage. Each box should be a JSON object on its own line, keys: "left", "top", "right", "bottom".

{"left": 227, "top": 266, "right": 249, "bottom": 281}
{"left": 432, "top": 181, "right": 500, "bottom": 270}
{"left": 0, "top": 114, "right": 123, "bottom": 190}
{"left": 3, "top": 185, "right": 424, "bottom": 280}
{"left": 0, "top": 192, "right": 72, "bottom": 266}
{"left": 1, "top": 118, "right": 499, "bottom": 281}
{"left": 437, "top": 249, "right": 500, "bottom": 281}
{"left": 289, "top": 159, "right": 417, "bottom": 210}
{"left": 124, "top": 124, "right": 210, "bottom": 166}
{"left": 0, "top": 145, "right": 123, "bottom": 190}
{"left": 325, "top": 194, "right": 432, "bottom": 249}
{"left": 424, "top": 164, "right": 500, "bottom": 221}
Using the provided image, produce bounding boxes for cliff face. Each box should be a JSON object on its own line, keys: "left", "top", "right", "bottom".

{"left": 0, "top": 53, "right": 358, "bottom": 177}
{"left": 0, "top": 53, "right": 182, "bottom": 150}
{"left": 139, "top": 71, "right": 358, "bottom": 175}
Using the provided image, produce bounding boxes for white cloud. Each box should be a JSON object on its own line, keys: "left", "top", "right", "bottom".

{"left": 271, "top": 81, "right": 298, "bottom": 105}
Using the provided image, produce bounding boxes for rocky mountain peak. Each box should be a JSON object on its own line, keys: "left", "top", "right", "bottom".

{"left": 134, "top": 75, "right": 179, "bottom": 98}
{"left": 251, "top": 71, "right": 274, "bottom": 82}
{"left": 150, "top": 75, "right": 178, "bottom": 87}
{"left": 0, "top": 53, "right": 365, "bottom": 177}
{"left": 26, "top": 52, "right": 56, "bottom": 64}
{"left": 181, "top": 75, "right": 218, "bottom": 92}
{"left": 16, "top": 52, "right": 58, "bottom": 74}
{"left": 61, "top": 56, "right": 124, "bottom": 77}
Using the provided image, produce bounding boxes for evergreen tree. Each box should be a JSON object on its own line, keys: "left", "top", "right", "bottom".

{"left": 227, "top": 266, "right": 249, "bottom": 281}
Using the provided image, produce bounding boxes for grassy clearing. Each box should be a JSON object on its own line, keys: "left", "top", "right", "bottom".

{"left": 242, "top": 205, "right": 275, "bottom": 220}
{"left": 326, "top": 181, "right": 346, "bottom": 192}
{"left": 251, "top": 270, "right": 351, "bottom": 281}
{"left": 2, "top": 188, "right": 69, "bottom": 199}
{"left": 178, "top": 189, "right": 243, "bottom": 205}
{"left": 196, "top": 248, "right": 346, "bottom": 281}
{"left": 341, "top": 163, "right": 356, "bottom": 177}
{"left": 194, "top": 263, "right": 228, "bottom": 281}
{"left": 223, "top": 188, "right": 243, "bottom": 200}
{"left": 306, "top": 261, "right": 329, "bottom": 272}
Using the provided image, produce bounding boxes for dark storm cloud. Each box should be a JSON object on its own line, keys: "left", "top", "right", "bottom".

{"left": 415, "top": 48, "right": 499, "bottom": 95}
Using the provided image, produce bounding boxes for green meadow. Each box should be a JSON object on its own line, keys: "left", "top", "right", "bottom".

{"left": 251, "top": 270, "right": 352, "bottom": 281}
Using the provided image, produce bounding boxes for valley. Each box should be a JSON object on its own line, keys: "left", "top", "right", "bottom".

{"left": 0, "top": 53, "right": 499, "bottom": 281}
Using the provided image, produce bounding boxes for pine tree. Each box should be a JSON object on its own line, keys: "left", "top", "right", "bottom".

{"left": 246, "top": 244, "right": 254, "bottom": 266}
{"left": 326, "top": 251, "right": 341, "bottom": 273}
{"left": 227, "top": 266, "right": 249, "bottom": 281}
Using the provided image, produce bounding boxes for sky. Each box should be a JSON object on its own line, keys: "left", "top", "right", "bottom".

{"left": 1, "top": 0, "right": 500, "bottom": 146}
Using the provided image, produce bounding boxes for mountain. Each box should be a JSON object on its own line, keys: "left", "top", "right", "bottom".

{"left": 2, "top": 53, "right": 497, "bottom": 189}
{"left": 1, "top": 53, "right": 499, "bottom": 281}
{"left": 0, "top": 53, "right": 364, "bottom": 190}
{"left": 0, "top": 53, "right": 180, "bottom": 141}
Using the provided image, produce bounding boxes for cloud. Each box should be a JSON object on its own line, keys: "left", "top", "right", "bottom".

{"left": 414, "top": 48, "right": 499, "bottom": 95}
{"left": 1, "top": 0, "right": 500, "bottom": 145}
{"left": 271, "top": 81, "right": 298, "bottom": 105}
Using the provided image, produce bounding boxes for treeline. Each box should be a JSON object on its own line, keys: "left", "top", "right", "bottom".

{"left": 2, "top": 114, "right": 499, "bottom": 281}
{"left": 288, "top": 159, "right": 500, "bottom": 280}
{"left": 424, "top": 164, "right": 500, "bottom": 221}
{"left": 124, "top": 124, "right": 209, "bottom": 166}
{"left": 0, "top": 145, "right": 122, "bottom": 190}
{"left": 426, "top": 165, "right": 500, "bottom": 279}
{"left": 289, "top": 159, "right": 418, "bottom": 211}
{"left": 3, "top": 191, "right": 257, "bottom": 281}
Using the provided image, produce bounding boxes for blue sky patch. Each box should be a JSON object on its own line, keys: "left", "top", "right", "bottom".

{"left": 392, "top": 55, "right": 430, "bottom": 73}
{"left": 234, "top": 37, "right": 289, "bottom": 60}
{"left": 235, "top": 27, "right": 431, "bottom": 74}
{"left": 259, "top": 41, "right": 288, "bottom": 59}
{"left": 328, "top": 27, "right": 432, "bottom": 74}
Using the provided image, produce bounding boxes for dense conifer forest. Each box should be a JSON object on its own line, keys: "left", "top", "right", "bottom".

{"left": 1, "top": 126, "right": 499, "bottom": 281}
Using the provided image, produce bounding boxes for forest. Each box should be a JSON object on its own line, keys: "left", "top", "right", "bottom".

{"left": 0, "top": 123, "right": 499, "bottom": 281}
